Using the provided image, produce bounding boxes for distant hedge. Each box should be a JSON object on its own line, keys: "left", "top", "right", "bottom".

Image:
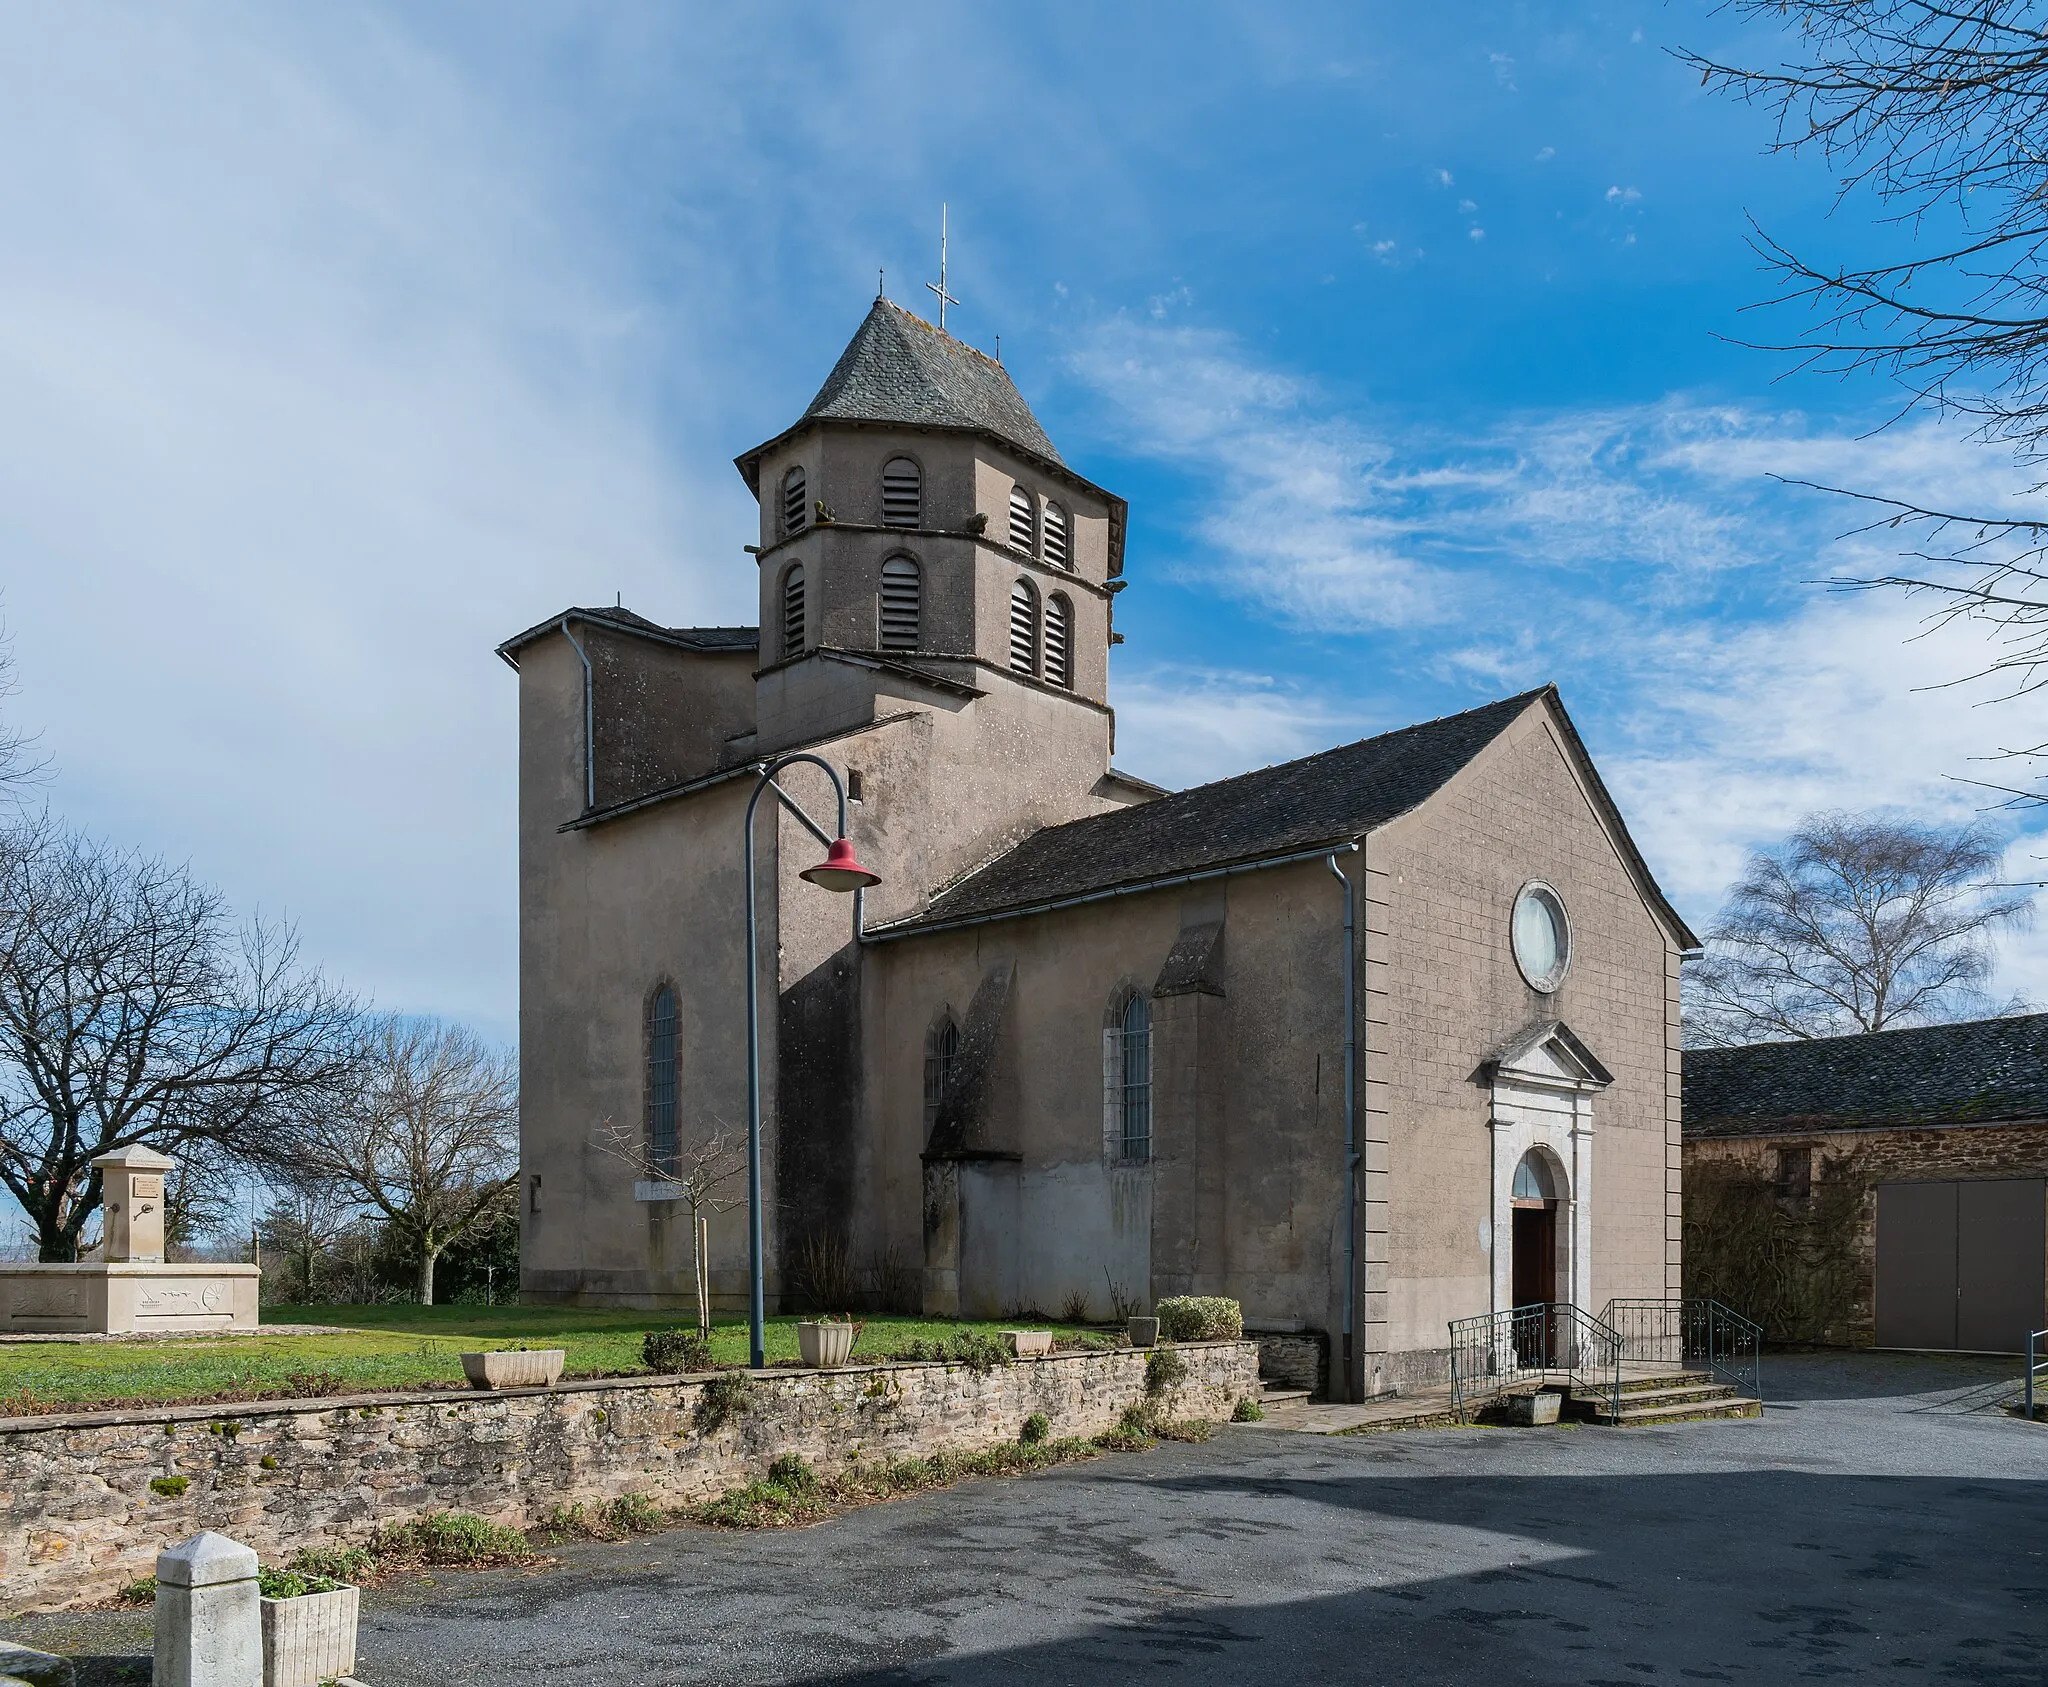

{"left": 1155, "top": 1297, "right": 1242, "bottom": 1342}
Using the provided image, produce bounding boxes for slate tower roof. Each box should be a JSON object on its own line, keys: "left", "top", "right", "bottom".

{"left": 735, "top": 298, "right": 1069, "bottom": 493}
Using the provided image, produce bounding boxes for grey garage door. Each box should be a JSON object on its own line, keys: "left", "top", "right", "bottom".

{"left": 1875, "top": 1179, "right": 2046, "bottom": 1353}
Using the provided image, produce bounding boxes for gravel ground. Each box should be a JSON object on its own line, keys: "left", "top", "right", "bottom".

{"left": 9, "top": 1350, "right": 2044, "bottom": 1685}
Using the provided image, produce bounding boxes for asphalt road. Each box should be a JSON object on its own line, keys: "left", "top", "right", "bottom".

{"left": 12, "top": 1352, "right": 2045, "bottom": 1685}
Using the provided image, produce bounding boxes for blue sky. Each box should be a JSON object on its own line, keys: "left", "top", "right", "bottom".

{"left": 3, "top": 0, "right": 2045, "bottom": 1052}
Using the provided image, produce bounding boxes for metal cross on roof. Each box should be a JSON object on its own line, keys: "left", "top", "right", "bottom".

{"left": 925, "top": 203, "right": 959, "bottom": 330}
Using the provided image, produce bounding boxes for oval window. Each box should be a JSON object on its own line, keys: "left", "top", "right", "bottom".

{"left": 1512, "top": 883, "right": 1570, "bottom": 993}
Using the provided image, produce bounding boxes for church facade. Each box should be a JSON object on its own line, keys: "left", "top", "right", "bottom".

{"left": 500, "top": 299, "right": 1696, "bottom": 1399}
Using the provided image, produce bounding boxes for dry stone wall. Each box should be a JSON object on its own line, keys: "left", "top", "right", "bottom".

{"left": 1, "top": 1340, "right": 1257, "bottom": 1614}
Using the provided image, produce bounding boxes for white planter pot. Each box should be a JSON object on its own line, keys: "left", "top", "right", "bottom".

{"left": 798, "top": 1322, "right": 855, "bottom": 1367}
{"left": 261, "top": 1585, "right": 358, "bottom": 1687}
{"left": 1510, "top": 1390, "right": 1563, "bottom": 1426}
{"left": 1002, "top": 1330, "right": 1053, "bottom": 1358}
{"left": 460, "top": 1348, "right": 565, "bottom": 1389}
{"left": 1127, "top": 1317, "right": 1159, "bottom": 1349}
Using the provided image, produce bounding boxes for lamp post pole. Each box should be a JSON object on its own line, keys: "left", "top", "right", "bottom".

{"left": 742, "top": 753, "right": 881, "bottom": 1371}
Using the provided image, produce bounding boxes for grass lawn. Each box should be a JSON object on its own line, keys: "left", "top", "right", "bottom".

{"left": 0, "top": 1304, "right": 1107, "bottom": 1414}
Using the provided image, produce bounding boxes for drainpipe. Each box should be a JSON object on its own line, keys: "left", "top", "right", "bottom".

{"left": 559, "top": 616, "right": 595, "bottom": 812}
{"left": 1328, "top": 847, "right": 1359, "bottom": 1402}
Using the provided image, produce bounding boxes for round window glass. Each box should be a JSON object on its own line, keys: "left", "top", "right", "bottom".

{"left": 1512, "top": 883, "right": 1570, "bottom": 992}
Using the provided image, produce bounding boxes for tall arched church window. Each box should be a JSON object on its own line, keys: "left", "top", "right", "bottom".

{"left": 924, "top": 1015, "right": 960, "bottom": 1130}
{"left": 781, "top": 564, "right": 807, "bottom": 660}
{"left": 1042, "top": 503, "right": 1069, "bottom": 569}
{"left": 1008, "top": 485, "right": 1036, "bottom": 553}
{"left": 1044, "top": 593, "right": 1073, "bottom": 689}
{"left": 1103, "top": 989, "right": 1152, "bottom": 1164}
{"left": 647, "top": 983, "right": 678, "bottom": 1176}
{"left": 880, "top": 557, "right": 920, "bottom": 651}
{"left": 1008, "top": 578, "right": 1039, "bottom": 676}
{"left": 781, "top": 467, "right": 807, "bottom": 537}
{"left": 882, "top": 458, "right": 922, "bottom": 528}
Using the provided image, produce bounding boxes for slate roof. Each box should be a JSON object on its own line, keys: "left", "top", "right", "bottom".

{"left": 1683, "top": 1013, "right": 2048, "bottom": 1137}
{"left": 496, "top": 607, "right": 759, "bottom": 665}
{"left": 735, "top": 299, "right": 1068, "bottom": 492}
{"left": 869, "top": 685, "right": 1692, "bottom": 939}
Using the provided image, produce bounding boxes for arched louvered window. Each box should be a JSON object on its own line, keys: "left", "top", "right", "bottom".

{"left": 1042, "top": 503, "right": 1069, "bottom": 569}
{"left": 880, "top": 556, "right": 920, "bottom": 650}
{"left": 1008, "top": 485, "right": 1036, "bottom": 553}
{"left": 781, "top": 466, "right": 807, "bottom": 536}
{"left": 923, "top": 1015, "right": 960, "bottom": 1130}
{"left": 781, "top": 564, "right": 807, "bottom": 659}
{"left": 647, "top": 983, "right": 678, "bottom": 1176}
{"left": 1008, "top": 578, "right": 1039, "bottom": 676}
{"left": 882, "top": 457, "right": 922, "bottom": 528}
{"left": 1103, "top": 988, "right": 1152, "bottom": 1164}
{"left": 1044, "top": 593, "right": 1073, "bottom": 688}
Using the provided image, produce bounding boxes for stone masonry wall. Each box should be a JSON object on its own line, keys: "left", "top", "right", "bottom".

{"left": 1684, "top": 1121, "right": 2048, "bottom": 1345}
{"left": 0, "top": 1340, "right": 1257, "bottom": 1615}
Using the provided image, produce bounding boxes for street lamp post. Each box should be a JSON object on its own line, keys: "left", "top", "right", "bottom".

{"left": 742, "top": 753, "right": 881, "bottom": 1370}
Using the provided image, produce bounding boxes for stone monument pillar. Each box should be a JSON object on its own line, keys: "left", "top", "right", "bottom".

{"left": 154, "top": 1530, "right": 262, "bottom": 1687}
{"left": 96, "top": 1144, "right": 173, "bottom": 1264}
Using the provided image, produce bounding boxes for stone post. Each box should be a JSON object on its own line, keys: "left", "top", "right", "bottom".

{"left": 154, "top": 1530, "right": 261, "bottom": 1687}
{"left": 93, "top": 1144, "right": 175, "bottom": 1264}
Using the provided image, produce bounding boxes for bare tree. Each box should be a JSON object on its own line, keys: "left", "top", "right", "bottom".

{"left": 1686, "top": 4, "right": 2048, "bottom": 795}
{"left": 162, "top": 1138, "right": 246, "bottom": 1257}
{"left": 291, "top": 1017, "right": 517, "bottom": 1305}
{"left": 592, "top": 1116, "right": 747, "bottom": 1339}
{"left": 0, "top": 813, "right": 359, "bottom": 1261}
{"left": 256, "top": 1173, "right": 360, "bottom": 1302}
{"left": 1685, "top": 811, "right": 2034, "bottom": 1045}
{"left": 0, "top": 613, "right": 48, "bottom": 799}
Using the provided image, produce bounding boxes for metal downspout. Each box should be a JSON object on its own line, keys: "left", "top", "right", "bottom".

{"left": 559, "top": 616, "right": 595, "bottom": 812}
{"left": 1328, "top": 847, "right": 1359, "bottom": 1402}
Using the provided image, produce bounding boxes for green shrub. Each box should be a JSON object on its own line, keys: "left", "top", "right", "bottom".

{"left": 607, "top": 1491, "right": 664, "bottom": 1534}
{"left": 694, "top": 1371, "right": 753, "bottom": 1434}
{"left": 642, "top": 1328, "right": 712, "bottom": 1374}
{"left": 1019, "top": 1412, "right": 1050, "bottom": 1445}
{"left": 377, "top": 1511, "right": 530, "bottom": 1567}
{"left": 290, "top": 1545, "right": 375, "bottom": 1584}
{"left": 767, "top": 1453, "right": 818, "bottom": 1495}
{"left": 259, "top": 1455, "right": 280, "bottom": 1470}
{"left": 887, "top": 1328, "right": 1012, "bottom": 1374}
{"left": 1232, "top": 1396, "right": 1265, "bottom": 1422}
{"left": 542, "top": 1492, "right": 665, "bottom": 1542}
{"left": 1144, "top": 1347, "right": 1188, "bottom": 1398}
{"left": 117, "top": 1576, "right": 157, "bottom": 1606}
{"left": 1155, "top": 1297, "right": 1242, "bottom": 1342}
{"left": 149, "top": 1475, "right": 188, "bottom": 1497}
{"left": 258, "top": 1567, "right": 346, "bottom": 1599}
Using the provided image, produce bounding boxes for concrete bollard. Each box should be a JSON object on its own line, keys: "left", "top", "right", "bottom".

{"left": 154, "top": 1530, "right": 262, "bottom": 1687}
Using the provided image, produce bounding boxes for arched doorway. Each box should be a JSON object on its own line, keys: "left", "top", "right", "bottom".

{"left": 1510, "top": 1151, "right": 1564, "bottom": 1363}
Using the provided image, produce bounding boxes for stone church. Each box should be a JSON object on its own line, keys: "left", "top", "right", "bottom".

{"left": 500, "top": 297, "right": 1695, "bottom": 1399}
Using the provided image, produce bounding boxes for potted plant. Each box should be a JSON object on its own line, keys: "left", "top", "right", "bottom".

{"left": 797, "top": 1315, "right": 858, "bottom": 1368}
{"left": 1001, "top": 1329, "right": 1054, "bottom": 1358}
{"left": 258, "top": 1566, "right": 359, "bottom": 1687}
{"left": 459, "top": 1345, "right": 566, "bottom": 1389}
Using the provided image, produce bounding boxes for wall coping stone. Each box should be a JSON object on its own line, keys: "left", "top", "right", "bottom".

{"left": 0, "top": 1340, "right": 1247, "bottom": 1438}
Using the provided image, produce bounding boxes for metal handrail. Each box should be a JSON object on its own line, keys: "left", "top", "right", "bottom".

{"left": 1601, "top": 1298, "right": 1764, "bottom": 1410}
{"left": 2027, "top": 1329, "right": 2048, "bottom": 1419}
{"left": 1447, "top": 1302, "right": 1621, "bottom": 1423}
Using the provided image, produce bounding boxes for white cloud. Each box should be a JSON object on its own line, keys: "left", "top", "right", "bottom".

{"left": 1111, "top": 667, "right": 1359, "bottom": 791}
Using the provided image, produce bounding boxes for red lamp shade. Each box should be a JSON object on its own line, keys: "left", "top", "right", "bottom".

{"left": 799, "top": 836, "right": 882, "bottom": 893}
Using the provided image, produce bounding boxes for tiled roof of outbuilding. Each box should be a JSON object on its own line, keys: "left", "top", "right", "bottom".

{"left": 1683, "top": 1013, "right": 2048, "bottom": 1137}
{"left": 870, "top": 685, "right": 1694, "bottom": 942}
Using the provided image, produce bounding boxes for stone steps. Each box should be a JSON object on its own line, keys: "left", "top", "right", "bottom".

{"left": 1575, "top": 1374, "right": 1762, "bottom": 1425}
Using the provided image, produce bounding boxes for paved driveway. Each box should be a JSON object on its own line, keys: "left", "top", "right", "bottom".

{"left": 12, "top": 1353, "right": 2046, "bottom": 1684}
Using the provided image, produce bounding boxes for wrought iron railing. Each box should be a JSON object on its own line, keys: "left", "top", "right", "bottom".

{"left": 1601, "top": 1298, "right": 1763, "bottom": 1409}
{"left": 1447, "top": 1302, "right": 1620, "bottom": 1423}
{"left": 2026, "top": 1329, "right": 2048, "bottom": 1419}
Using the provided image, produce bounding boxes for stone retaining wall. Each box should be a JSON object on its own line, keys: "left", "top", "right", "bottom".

{"left": 0, "top": 1340, "right": 1258, "bottom": 1614}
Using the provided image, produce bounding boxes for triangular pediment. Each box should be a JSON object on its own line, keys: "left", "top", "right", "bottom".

{"left": 1487, "top": 1020, "right": 1613, "bottom": 1089}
